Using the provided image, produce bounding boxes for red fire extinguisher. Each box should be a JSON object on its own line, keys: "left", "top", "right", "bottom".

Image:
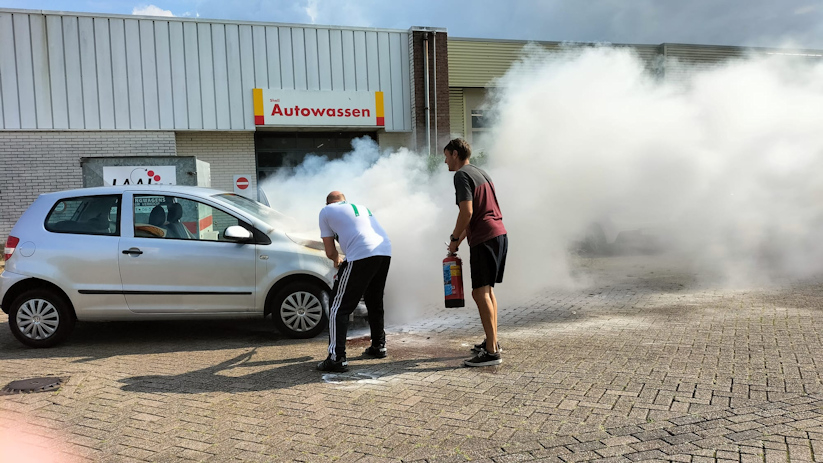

{"left": 443, "top": 253, "right": 465, "bottom": 308}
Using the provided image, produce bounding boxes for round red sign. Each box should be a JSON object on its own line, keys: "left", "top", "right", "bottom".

{"left": 236, "top": 177, "right": 249, "bottom": 190}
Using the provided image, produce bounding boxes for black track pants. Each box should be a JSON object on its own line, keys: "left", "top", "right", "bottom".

{"left": 328, "top": 255, "right": 391, "bottom": 361}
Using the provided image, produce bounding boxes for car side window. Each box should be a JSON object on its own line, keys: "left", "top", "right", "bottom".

{"left": 45, "top": 195, "right": 120, "bottom": 236}
{"left": 133, "top": 195, "right": 244, "bottom": 242}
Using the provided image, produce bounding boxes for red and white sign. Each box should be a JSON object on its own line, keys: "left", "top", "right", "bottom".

{"left": 103, "top": 166, "right": 176, "bottom": 186}
{"left": 253, "top": 89, "right": 384, "bottom": 127}
{"left": 233, "top": 175, "right": 253, "bottom": 198}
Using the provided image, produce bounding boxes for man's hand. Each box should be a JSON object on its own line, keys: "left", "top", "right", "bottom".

{"left": 448, "top": 239, "right": 459, "bottom": 255}
{"left": 333, "top": 255, "right": 343, "bottom": 268}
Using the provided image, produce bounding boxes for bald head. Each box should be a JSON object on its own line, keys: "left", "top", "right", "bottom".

{"left": 326, "top": 191, "right": 346, "bottom": 205}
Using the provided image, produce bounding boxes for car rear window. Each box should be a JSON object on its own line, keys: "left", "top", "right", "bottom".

{"left": 45, "top": 195, "right": 121, "bottom": 236}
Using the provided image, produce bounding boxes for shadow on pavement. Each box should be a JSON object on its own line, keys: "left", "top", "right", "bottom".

{"left": 0, "top": 318, "right": 309, "bottom": 361}
{"left": 118, "top": 349, "right": 465, "bottom": 393}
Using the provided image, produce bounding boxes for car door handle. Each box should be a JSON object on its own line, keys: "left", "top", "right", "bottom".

{"left": 122, "top": 248, "right": 143, "bottom": 255}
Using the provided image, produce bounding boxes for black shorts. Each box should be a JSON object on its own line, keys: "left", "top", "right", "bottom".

{"left": 469, "top": 234, "right": 508, "bottom": 289}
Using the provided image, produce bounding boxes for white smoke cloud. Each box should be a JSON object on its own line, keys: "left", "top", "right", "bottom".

{"left": 132, "top": 4, "right": 175, "bottom": 17}
{"left": 263, "top": 46, "right": 823, "bottom": 322}
{"left": 487, "top": 45, "right": 823, "bottom": 288}
{"left": 262, "top": 138, "right": 454, "bottom": 322}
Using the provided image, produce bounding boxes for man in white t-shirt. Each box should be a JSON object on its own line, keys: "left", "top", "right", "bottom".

{"left": 317, "top": 191, "right": 392, "bottom": 372}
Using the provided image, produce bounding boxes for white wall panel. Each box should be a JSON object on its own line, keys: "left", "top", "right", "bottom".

{"left": 291, "top": 28, "right": 307, "bottom": 90}
{"left": 78, "top": 17, "right": 99, "bottom": 129}
{"left": 197, "top": 22, "right": 216, "bottom": 130}
{"left": 366, "top": 32, "right": 379, "bottom": 92}
{"left": 389, "top": 33, "right": 404, "bottom": 132}
{"left": 317, "top": 29, "right": 332, "bottom": 91}
{"left": 0, "top": 10, "right": 413, "bottom": 131}
{"left": 400, "top": 32, "right": 411, "bottom": 130}
{"left": 109, "top": 18, "right": 130, "bottom": 129}
{"left": 46, "top": 16, "right": 68, "bottom": 129}
{"left": 225, "top": 24, "right": 244, "bottom": 128}
{"left": 182, "top": 22, "right": 201, "bottom": 129}
{"left": 353, "top": 31, "right": 367, "bottom": 91}
{"left": 140, "top": 20, "right": 160, "bottom": 129}
{"left": 239, "top": 25, "right": 256, "bottom": 129}
{"left": 14, "top": 14, "right": 37, "bottom": 128}
{"left": 124, "top": 19, "right": 144, "bottom": 129}
{"left": 305, "top": 28, "right": 320, "bottom": 90}
{"left": 340, "top": 31, "right": 356, "bottom": 91}
{"left": 252, "top": 26, "right": 267, "bottom": 88}
{"left": 0, "top": 67, "right": 3, "bottom": 129}
{"left": 265, "top": 26, "right": 281, "bottom": 89}
{"left": 30, "top": 15, "right": 53, "bottom": 129}
{"left": 0, "top": 14, "right": 18, "bottom": 129}
{"left": 329, "top": 30, "right": 344, "bottom": 91}
{"left": 378, "top": 32, "right": 392, "bottom": 129}
{"left": 169, "top": 22, "right": 188, "bottom": 128}
{"left": 62, "top": 16, "right": 84, "bottom": 129}
{"left": 93, "top": 18, "right": 114, "bottom": 129}
{"left": 211, "top": 24, "right": 230, "bottom": 129}
{"left": 154, "top": 21, "right": 175, "bottom": 129}
{"left": 278, "top": 28, "right": 294, "bottom": 89}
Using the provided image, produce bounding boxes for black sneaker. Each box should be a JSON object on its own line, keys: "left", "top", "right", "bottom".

{"left": 472, "top": 339, "right": 502, "bottom": 353}
{"left": 317, "top": 355, "right": 348, "bottom": 372}
{"left": 363, "top": 345, "right": 387, "bottom": 358}
{"left": 464, "top": 349, "right": 502, "bottom": 367}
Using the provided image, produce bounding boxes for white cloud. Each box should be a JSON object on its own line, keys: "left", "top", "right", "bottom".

{"left": 132, "top": 4, "right": 175, "bottom": 17}
{"left": 794, "top": 5, "right": 817, "bottom": 14}
{"left": 304, "top": 0, "right": 319, "bottom": 23}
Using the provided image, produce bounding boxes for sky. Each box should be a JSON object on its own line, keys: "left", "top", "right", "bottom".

{"left": 3, "top": 0, "right": 823, "bottom": 49}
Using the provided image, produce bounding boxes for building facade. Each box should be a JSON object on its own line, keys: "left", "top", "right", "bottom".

{"left": 0, "top": 8, "right": 451, "bottom": 237}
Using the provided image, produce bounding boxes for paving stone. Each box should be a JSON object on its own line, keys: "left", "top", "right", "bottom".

{"left": 3, "top": 256, "right": 823, "bottom": 461}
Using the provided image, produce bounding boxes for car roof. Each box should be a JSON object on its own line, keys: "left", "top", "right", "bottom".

{"left": 39, "top": 185, "right": 231, "bottom": 200}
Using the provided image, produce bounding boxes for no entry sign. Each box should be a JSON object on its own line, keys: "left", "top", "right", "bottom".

{"left": 233, "top": 175, "right": 253, "bottom": 198}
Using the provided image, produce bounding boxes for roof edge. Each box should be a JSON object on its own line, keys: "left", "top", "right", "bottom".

{"left": 0, "top": 7, "right": 411, "bottom": 34}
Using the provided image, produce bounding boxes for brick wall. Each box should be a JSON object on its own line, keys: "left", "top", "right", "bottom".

{"left": 0, "top": 131, "right": 175, "bottom": 240}
{"left": 175, "top": 132, "right": 256, "bottom": 195}
{"left": 410, "top": 29, "right": 451, "bottom": 155}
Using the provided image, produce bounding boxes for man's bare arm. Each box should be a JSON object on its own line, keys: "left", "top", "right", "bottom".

{"left": 322, "top": 236, "right": 343, "bottom": 268}
{"left": 449, "top": 200, "right": 473, "bottom": 253}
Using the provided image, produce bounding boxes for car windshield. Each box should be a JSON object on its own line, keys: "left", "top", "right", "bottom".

{"left": 213, "top": 193, "right": 297, "bottom": 231}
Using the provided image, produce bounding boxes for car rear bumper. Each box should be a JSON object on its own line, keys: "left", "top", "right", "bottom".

{"left": 0, "top": 270, "right": 28, "bottom": 313}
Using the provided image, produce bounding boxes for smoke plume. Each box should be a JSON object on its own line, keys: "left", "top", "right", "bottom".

{"left": 262, "top": 45, "right": 823, "bottom": 320}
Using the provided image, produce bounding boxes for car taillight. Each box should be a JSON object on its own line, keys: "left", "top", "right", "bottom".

{"left": 4, "top": 236, "right": 19, "bottom": 261}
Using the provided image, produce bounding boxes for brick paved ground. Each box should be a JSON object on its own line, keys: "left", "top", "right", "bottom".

{"left": 2, "top": 254, "right": 823, "bottom": 462}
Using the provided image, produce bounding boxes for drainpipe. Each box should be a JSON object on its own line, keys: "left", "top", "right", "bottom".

{"left": 423, "top": 32, "right": 431, "bottom": 155}
{"left": 433, "top": 31, "right": 438, "bottom": 152}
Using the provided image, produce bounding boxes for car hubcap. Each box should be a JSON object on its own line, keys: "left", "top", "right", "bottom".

{"left": 16, "top": 299, "right": 60, "bottom": 340}
{"left": 280, "top": 291, "right": 323, "bottom": 332}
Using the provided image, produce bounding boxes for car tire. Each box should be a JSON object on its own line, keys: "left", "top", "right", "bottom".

{"left": 9, "top": 289, "right": 75, "bottom": 348}
{"left": 270, "top": 282, "right": 328, "bottom": 338}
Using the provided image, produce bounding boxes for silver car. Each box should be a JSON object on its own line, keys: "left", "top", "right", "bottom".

{"left": 1, "top": 185, "right": 335, "bottom": 347}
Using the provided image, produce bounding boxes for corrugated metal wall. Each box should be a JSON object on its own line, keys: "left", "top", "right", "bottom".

{"left": 0, "top": 9, "right": 411, "bottom": 131}
{"left": 662, "top": 43, "right": 745, "bottom": 83}
{"left": 448, "top": 88, "right": 464, "bottom": 138}
{"left": 448, "top": 39, "right": 662, "bottom": 88}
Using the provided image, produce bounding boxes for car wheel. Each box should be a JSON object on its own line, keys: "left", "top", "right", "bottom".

{"left": 270, "top": 282, "right": 328, "bottom": 338}
{"left": 9, "top": 289, "right": 75, "bottom": 348}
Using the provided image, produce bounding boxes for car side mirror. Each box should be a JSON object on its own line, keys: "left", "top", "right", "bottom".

{"left": 224, "top": 225, "right": 253, "bottom": 242}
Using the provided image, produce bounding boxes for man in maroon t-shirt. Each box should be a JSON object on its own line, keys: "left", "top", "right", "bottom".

{"left": 444, "top": 138, "right": 508, "bottom": 367}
